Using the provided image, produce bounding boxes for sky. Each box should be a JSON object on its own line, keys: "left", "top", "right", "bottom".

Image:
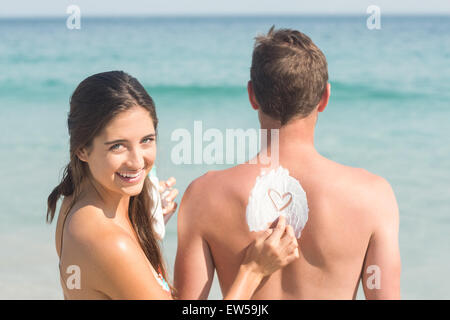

{"left": 1, "top": 0, "right": 449, "bottom": 17}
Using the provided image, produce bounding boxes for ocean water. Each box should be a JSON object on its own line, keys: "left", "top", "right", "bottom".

{"left": 0, "top": 16, "right": 449, "bottom": 299}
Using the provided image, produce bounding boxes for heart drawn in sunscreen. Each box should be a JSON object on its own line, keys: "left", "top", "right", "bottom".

{"left": 267, "top": 189, "right": 293, "bottom": 212}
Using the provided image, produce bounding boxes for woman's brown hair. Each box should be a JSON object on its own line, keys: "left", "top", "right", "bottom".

{"left": 46, "top": 71, "right": 172, "bottom": 293}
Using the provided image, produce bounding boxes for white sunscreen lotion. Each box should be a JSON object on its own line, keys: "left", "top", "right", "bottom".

{"left": 246, "top": 166, "right": 309, "bottom": 239}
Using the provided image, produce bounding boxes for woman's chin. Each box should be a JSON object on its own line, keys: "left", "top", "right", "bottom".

{"left": 120, "top": 185, "right": 145, "bottom": 197}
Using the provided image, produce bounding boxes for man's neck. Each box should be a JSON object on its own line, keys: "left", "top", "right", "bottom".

{"left": 260, "top": 110, "right": 318, "bottom": 151}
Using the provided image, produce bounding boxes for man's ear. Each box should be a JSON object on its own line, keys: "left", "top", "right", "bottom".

{"left": 247, "top": 81, "right": 259, "bottom": 111}
{"left": 318, "top": 83, "right": 331, "bottom": 113}
{"left": 76, "top": 147, "right": 89, "bottom": 163}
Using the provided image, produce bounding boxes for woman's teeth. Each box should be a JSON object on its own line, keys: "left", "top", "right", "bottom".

{"left": 117, "top": 169, "right": 144, "bottom": 182}
{"left": 117, "top": 170, "right": 142, "bottom": 178}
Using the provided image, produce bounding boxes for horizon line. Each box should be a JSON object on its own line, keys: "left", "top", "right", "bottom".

{"left": 1, "top": 12, "right": 450, "bottom": 19}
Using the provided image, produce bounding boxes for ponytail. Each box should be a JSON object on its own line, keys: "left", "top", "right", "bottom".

{"left": 46, "top": 164, "right": 74, "bottom": 223}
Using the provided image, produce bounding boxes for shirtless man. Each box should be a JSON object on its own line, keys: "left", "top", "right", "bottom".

{"left": 174, "top": 27, "right": 401, "bottom": 299}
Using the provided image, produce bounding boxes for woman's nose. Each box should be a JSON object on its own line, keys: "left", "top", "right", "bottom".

{"left": 126, "top": 147, "right": 145, "bottom": 169}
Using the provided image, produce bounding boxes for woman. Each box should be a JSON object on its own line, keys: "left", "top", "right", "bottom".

{"left": 46, "top": 71, "right": 299, "bottom": 299}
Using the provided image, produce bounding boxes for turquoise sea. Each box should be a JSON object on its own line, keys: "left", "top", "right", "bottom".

{"left": 0, "top": 16, "right": 449, "bottom": 299}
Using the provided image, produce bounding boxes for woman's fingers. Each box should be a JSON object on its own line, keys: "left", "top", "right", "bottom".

{"left": 285, "top": 224, "right": 295, "bottom": 238}
{"left": 158, "top": 177, "right": 178, "bottom": 207}
{"left": 267, "top": 215, "right": 286, "bottom": 241}
{"left": 243, "top": 216, "right": 300, "bottom": 278}
{"left": 280, "top": 225, "right": 296, "bottom": 246}
{"left": 284, "top": 249, "right": 300, "bottom": 266}
{"left": 280, "top": 225, "right": 298, "bottom": 255}
{"left": 269, "top": 223, "right": 299, "bottom": 268}
{"left": 158, "top": 177, "right": 176, "bottom": 192}
{"left": 263, "top": 228, "right": 273, "bottom": 239}
{"left": 157, "top": 177, "right": 179, "bottom": 224}
{"left": 162, "top": 200, "right": 177, "bottom": 214}
{"left": 284, "top": 240, "right": 299, "bottom": 257}
{"left": 163, "top": 188, "right": 179, "bottom": 203}
{"left": 165, "top": 177, "right": 176, "bottom": 188}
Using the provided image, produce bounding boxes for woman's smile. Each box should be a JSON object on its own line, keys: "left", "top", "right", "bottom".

{"left": 116, "top": 169, "right": 145, "bottom": 183}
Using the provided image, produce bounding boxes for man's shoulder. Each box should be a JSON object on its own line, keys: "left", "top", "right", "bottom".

{"left": 344, "top": 166, "right": 393, "bottom": 197}
{"left": 181, "top": 164, "right": 258, "bottom": 218}
{"left": 327, "top": 160, "right": 396, "bottom": 214}
{"left": 180, "top": 170, "right": 219, "bottom": 220}
{"left": 323, "top": 157, "right": 389, "bottom": 189}
{"left": 186, "top": 164, "right": 255, "bottom": 196}
{"left": 351, "top": 168, "right": 398, "bottom": 220}
{"left": 185, "top": 169, "right": 220, "bottom": 192}
{"left": 315, "top": 160, "right": 398, "bottom": 239}
{"left": 182, "top": 170, "right": 219, "bottom": 205}
{"left": 336, "top": 164, "right": 399, "bottom": 242}
{"left": 316, "top": 156, "right": 390, "bottom": 199}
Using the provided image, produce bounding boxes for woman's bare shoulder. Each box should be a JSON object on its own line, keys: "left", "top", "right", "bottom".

{"left": 59, "top": 200, "right": 167, "bottom": 299}
{"left": 65, "top": 203, "right": 107, "bottom": 239}
{"left": 61, "top": 200, "right": 146, "bottom": 270}
{"left": 58, "top": 197, "right": 130, "bottom": 262}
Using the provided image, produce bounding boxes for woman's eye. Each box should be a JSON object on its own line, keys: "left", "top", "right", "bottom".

{"left": 110, "top": 143, "right": 123, "bottom": 151}
{"left": 142, "top": 137, "right": 155, "bottom": 144}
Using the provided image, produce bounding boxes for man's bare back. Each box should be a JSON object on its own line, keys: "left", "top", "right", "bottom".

{"left": 175, "top": 136, "right": 400, "bottom": 299}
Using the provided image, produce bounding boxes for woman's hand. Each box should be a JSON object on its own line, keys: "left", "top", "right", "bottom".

{"left": 158, "top": 177, "right": 179, "bottom": 224}
{"left": 224, "top": 215, "right": 299, "bottom": 300}
{"left": 242, "top": 215, "right": 299, "bottom": 277}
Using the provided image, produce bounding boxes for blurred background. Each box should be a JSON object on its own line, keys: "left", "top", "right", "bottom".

{"left": 0, "top": 0, "right": 449, "bottom": 299}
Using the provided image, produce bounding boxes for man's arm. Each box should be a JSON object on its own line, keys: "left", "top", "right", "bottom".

{"left": 361, "top": 177, "right": 401, "bottom": 299}
{"left": 174, "top": 178, "right": 215, "bottom": 299}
